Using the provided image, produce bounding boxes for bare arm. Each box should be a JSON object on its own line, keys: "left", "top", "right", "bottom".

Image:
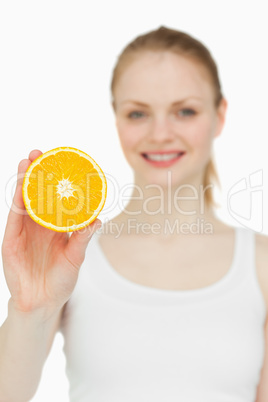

{"left": 255, "top": 318, "right": 268, "bottom": 402}
{"left": 0, "top": 150, "right": 101, "bottom": 401}
{"left": 255, "top": 234, "right": 268, "bottom": 401}
{"left": 0, "top": 301, "right": 63, "bottom": 402}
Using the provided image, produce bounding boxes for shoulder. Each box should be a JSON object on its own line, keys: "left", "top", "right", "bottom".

{"left": 254, "top": 233, "right": 268, "bottom": 400}
{"left": 255, "top": 231, "right": 268, "bottom": 314}
{"left": 255, "top": 232, "right": 268, "bottom": 271}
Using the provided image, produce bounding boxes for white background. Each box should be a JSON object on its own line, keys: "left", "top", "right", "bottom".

{"left": 0, "top": 1, "right": 268, "bottom": 401}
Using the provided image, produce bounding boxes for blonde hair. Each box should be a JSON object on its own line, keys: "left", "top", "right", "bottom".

{"left": 111, "top": 26, "right": 223, "bottom": 208}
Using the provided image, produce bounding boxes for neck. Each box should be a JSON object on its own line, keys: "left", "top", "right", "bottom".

{"left": 110, "top": 173, "right": 218, "bottom": 237}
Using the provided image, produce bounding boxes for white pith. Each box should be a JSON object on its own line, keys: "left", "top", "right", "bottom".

{"left": 56, "top": 178, "right": 75, "bottom": 199}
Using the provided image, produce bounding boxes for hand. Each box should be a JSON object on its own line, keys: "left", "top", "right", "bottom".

{"left": 1, "top": 150, "right": 101, "bottom": 317}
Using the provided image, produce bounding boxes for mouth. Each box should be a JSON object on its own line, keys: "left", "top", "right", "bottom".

{"left": 141, "top": 151, "right": 185, "bottom": 167}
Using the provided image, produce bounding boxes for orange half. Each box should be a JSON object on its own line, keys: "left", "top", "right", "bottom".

{"left": 22, "top": 147, "right": 107, "bottom": 232}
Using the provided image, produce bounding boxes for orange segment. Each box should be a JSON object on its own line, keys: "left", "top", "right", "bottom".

{"left": 22, "top": 147, "right": 107, "bottom": 232}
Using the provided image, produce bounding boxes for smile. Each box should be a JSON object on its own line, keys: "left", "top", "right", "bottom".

{"left": 141, "top": 151, "right": 185, "bottom": 167}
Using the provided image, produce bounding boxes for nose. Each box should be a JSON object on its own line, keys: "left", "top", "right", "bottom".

{"left": 148, "top": 117, "right": 175, "bottom": 142}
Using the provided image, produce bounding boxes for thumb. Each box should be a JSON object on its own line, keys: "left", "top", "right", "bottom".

{"left": 65, "top": 219, "right": 102, "bottom": 268}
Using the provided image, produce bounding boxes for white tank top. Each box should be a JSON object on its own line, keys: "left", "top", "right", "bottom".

{"left": 60, "top": 227, "right": 266, "bottom": 402}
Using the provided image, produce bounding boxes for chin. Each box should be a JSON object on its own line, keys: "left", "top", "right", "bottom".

{"left": 136, "top": 169, "right": 191, "bottom": 190}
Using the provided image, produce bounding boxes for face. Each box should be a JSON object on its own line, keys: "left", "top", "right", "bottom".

{"left": 113, "top": 51, "right": 227, "bottom": 189}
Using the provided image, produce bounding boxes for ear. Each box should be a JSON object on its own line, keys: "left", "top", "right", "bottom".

{"left": 214, "top": 97, "right": 228, "bottom": 138}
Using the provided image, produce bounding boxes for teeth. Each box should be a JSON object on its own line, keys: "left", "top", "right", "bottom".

{"left": 145, "top": 152, "right": 182, "bottom": 161}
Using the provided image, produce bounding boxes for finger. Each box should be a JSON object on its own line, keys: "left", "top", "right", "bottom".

{"left": 16, "top": 159, "right": 31, "bottom": 188}
{"left": 76, "top": 218, "right": 102, "bottom": 239}
{"left": 64, "top": 219, "right": 102, "bottom": 269}
{"left": 13, "top": 158, "right": 32, "bottom": 210}
{"left": 3, "top": 159, "right": 32, "bottom": 241}
{"left": 28, "top": 149, "right": 42, "bottom": 162}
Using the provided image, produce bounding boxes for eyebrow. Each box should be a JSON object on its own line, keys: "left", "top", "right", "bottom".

{"left": 120, "top": 97, "right": 203, "bottom": 106}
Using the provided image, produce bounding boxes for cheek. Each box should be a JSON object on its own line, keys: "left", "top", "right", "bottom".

{"left": 117, "top": 122, "right": 145, "bottom": 151}
{"left": 184, "top": 116, "right": 215, "bottom": 150}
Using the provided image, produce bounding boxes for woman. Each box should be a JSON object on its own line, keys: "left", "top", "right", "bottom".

{"left": 1, "top": 26, "right": 268, "bottom": 401}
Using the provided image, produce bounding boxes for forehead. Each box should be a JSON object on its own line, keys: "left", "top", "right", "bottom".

{"left": 114, "top": 51, "right": 214, "bottom": 105}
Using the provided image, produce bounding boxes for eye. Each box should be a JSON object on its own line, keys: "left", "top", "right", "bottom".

{"left": 127, "top": 111, "right": 145, "bottom": 119}
{"left": 178, "top": 108, "right": 196, "bottom": 117}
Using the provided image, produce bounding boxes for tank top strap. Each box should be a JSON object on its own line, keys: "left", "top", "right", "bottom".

{"left": 234, "top": 226, "right": 266, "bottom": 316}
{"left": 234, "top": 226, "right": 256, "bottom": 278}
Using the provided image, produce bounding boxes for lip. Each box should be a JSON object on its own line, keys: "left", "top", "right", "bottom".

{"left": 141, "top": 150, "right": 185, "bottom": 168}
